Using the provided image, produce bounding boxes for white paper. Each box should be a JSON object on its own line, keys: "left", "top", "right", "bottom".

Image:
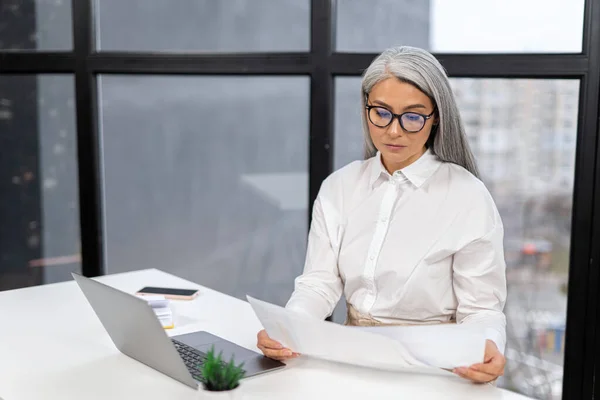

{"left": 247, "top": 296, "right": 486, "bottom": 373}
{"left": 351, "top": 323, "right": 486, "bottom": 369}
{"left": 153, "top": 307, "right": 172, "bottom": 317}
{"left": 137, "top": 294, "right": 173, "bottom": 328}
{"left": 247, "top": 296, "right": 429, "bottom": 372}
{"left": 138, "top": 294, "right": 170, "bottom": 309}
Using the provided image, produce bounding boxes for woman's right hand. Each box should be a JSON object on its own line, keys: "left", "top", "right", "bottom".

{"left": 256, "top": 329, "right": 299, "bottom": 360}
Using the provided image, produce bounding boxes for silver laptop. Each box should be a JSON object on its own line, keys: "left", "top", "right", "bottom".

{"left": 72, "top": 273, "right": 285, "bottom": 389}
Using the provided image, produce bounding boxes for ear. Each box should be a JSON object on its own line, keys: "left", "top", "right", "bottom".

{"left": 432, "top": 107, "right": 440, "bottom": 125}
{"left": 427, "top": 123, "right": 439, "bottom": 143}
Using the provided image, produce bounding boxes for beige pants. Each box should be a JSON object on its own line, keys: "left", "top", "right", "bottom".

{"left": 344, "top": 302, "right": 455, "bottom": 327}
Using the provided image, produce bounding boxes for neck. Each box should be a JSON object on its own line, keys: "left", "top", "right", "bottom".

{"left": 382, "top": 146, "right": 427, "bottom": 174}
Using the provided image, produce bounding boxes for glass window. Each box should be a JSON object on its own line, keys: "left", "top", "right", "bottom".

{"left": 334, "top": 76, "right": 579, "bottom": 399}
{"left": 0, "top": 75, "right": 81, "bottom": 290}
{"left": 0, "top": 0, "right": 73, "bottom": 50}
{"left": 98, "top": 75, "right": 309, "bottom": 307}
{"left": 95, "top": 0, "right": 310, "bottom": 52}
{"left": 336, "top": 0, "right": 584, "bottom": 53}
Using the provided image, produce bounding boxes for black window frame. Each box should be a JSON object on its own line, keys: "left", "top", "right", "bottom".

{"left": 1, "top": 1, "right": 599, "bottom": 398}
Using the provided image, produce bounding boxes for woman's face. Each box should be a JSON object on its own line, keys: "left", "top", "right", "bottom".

{"left": 366, "top": 78, "right": 437, "bottom": 173}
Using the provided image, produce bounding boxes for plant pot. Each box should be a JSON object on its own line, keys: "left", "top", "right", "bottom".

{"left": 197, "top": 385, "right": 242, "bottom": 400}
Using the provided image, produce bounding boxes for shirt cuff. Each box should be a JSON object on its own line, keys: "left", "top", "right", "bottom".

{"left": 485, "top": 327, "right": 506, "bottom": 355}
{"left": 285, "top": 290, "right": 331, "bottom": 320}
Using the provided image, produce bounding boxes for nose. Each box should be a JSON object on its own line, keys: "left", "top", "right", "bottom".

{"left": 388, "top": 117, "right": 403, "bottom": 138}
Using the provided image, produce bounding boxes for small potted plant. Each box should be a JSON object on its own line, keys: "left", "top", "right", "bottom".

{"left": 196, "top": 346, "right": 246, "bottom": 399}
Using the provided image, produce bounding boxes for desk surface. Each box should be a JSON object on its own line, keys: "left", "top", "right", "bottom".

{"left": 0, "top": 269, "right": 532, "bottom": 400}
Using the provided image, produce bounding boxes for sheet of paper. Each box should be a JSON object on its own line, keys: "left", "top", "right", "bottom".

{"left": 247, "top": 296, "right": 486, "bottom": 373}
{"left": 247, "top": 296, "right": 430, "bottom": 373}
{"left": 351, "top": 323, "right": 486, "bottom": 369}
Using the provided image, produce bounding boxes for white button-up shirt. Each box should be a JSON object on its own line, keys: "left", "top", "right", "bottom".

{"left": 286, "top": 149, "right": 507, "bottom": 353}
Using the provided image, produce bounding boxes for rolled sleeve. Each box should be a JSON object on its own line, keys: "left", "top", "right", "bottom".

{"left": 285, "top": 192, "right": 343, "bottom": 320}
{"left": 452, "top": 213, "right": 508, "bottom": 354}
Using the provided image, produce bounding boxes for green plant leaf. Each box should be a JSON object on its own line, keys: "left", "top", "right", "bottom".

{"left": 197, "top": 345, "right": 246, "bottom": 391}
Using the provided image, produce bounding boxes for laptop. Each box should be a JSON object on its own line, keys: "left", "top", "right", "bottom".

{"left": 72, "top": 273, "right": 285, "bottom": 389}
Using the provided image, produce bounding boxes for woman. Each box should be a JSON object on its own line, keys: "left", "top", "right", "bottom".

{"left": 257, "top": 46, "right": 507, "bottom": 384}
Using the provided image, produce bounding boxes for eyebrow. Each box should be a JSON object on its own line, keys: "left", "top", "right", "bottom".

{"left": 371, "top": 99, "right": 428, "bottom": 111}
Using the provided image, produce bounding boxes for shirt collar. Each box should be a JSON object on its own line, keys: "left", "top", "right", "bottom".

{"left": 369, "top": 148, "right": 442, "bottom": 189}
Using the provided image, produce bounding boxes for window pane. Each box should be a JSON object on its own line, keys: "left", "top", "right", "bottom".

{"left": 336, "top": 0, "right": 584, "bottom": 53}
{"left": 95, "top": 0, "right": 309, "bottom": 52}
{"left": 99, "top": 76, "right": 309, "bottom": 307}
{"left": 334, "top": 77, "right": 578, "bottom": 399}
{"left": 0, "top": 75, "right": 81, "bottom": 290}
{"left": 0, "top": 0, "right": 73, "bottom": 50}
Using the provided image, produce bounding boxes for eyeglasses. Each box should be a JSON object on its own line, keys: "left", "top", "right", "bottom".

{"left": 365, "top": 104, "right": 436, "bottom": 133}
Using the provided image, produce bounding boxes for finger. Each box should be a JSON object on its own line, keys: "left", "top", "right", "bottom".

{"left": 454, "top": 367, "right": 497, "bottom": 383}
{"left": 471, "top": 361, "right": 504, "bottom": 377}
{"left": 256, "top": 342, "right": 291, "bottom": 355}
{"left": 257, "top": 331, "right": 284, "bottom": 350}
{"left": 473, "top": 353, "right": 506, "bottom": 375}
{"left": 259, "top": 347, "right": 295, "bottom": 360}
{"left": 456, "top": 369, "right": 495, "bottom": 383}
{"left": 258, "top": 338, "right": 283, "bottom": 349}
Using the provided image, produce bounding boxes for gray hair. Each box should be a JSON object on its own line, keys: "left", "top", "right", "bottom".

{"left": 360, "top": 46, "right": 480, "bottom": 178}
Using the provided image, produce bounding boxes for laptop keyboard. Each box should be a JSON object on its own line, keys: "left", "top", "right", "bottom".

{"left": 172, "top": 339, "right": 209, "bottom": 380}
{"left": 172, "top": 339, "right": 226, "bottom": 381}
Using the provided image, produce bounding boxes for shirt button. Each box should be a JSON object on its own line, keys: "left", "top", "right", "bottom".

{"left": 369, "top": 254, "right": 375, "bottom": 261}
{"left": 381, "top": 217, "right": 388, "bottom": 223}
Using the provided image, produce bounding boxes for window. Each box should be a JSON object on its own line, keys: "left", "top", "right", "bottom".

{"left": 2, "top": 1, "right": 598, "bottom": 398}
{"left": 336, "top": 0, "right": 584, "bottom": 53}
{"left": 98, "top": 75, "right": 309, "bottom": 307}
{"left": 0, "top": 75, "right": 80, "bottom": 290}
{"left": 95, "top": 0, "right": 310, "bottom": 52}
{"left": 564, "top": 119, "right": 575, "bottom": 129}
{"left": 335, "top": 0, "right": 430, "bottom": 53}
{"left": 0, "top": 0, "right": 73, "bottom": 50}
{"left": 334, "top": 76, "right": 579, "bottom": 399}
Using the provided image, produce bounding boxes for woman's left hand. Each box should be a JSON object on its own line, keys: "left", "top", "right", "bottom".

{"left": 453, "top": 340, "right": 505, "bottom": 383}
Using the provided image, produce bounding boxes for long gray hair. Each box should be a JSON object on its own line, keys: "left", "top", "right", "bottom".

{"left": 361, "top": 46, "right": 480, "bottom": 178}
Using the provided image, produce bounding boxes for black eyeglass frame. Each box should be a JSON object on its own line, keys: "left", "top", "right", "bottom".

{"left": 365, "top": 103, "right": 437, "bottom": 133}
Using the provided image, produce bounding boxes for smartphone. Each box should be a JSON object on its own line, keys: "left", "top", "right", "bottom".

{"left": 136, "top": 286, "right": 200, "bottom": 300}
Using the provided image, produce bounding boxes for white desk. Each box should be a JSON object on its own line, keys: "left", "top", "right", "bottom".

{"left": 0, "top": 269, "right": 532, "bottom": 400}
